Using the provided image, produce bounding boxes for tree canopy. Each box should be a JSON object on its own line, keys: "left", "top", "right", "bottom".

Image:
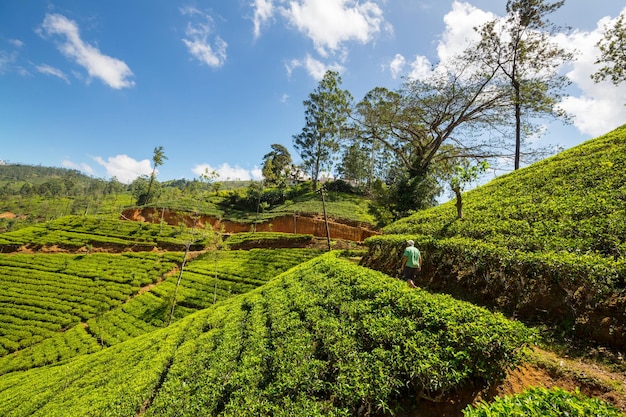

{"left": 261, "top": 144, "right": 292, "bottom": 185}
{"left": 293, "top": 70, "right": 353, "bottom": 191}
{"left": 592, "top": 13, "right": 626, "bottom": 86}
{"left": 473, "top": 0, "right": 573, "bottom": 170}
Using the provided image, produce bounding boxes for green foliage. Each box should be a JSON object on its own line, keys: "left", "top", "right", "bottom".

{"left": 463, "top": 387, "right": 625, "bottom": 417}
{"left": 593, "top": 13, "right": 626, "bottom": 86}
{"left": 364, "top": 234, "right": 625, "bottom": 304}
{"left": 0, "top": 215, "right": 215, "bottom": 250}
{"left": 384, "top": 125, "right": 626, "bottom": 259}
{"left": 224, "top": 232, "right": 314, "bottom": 249}
{"left": 0, "top": 252, "right": 180, "bottom": 357}
{"left": 365, "top": 127, "right": 626, "bottom": 349}
{"left": 0, "top": 314, "right": 192, "bottom": 417}
{"left": 0, "top": 255, "right": 533, "bottom": 417}
{"left": 261, "top": 144, "right": 293, "bottom": 185}
{"left": 148, "top": 255, "right": 532, "bottom": 416}
{"left": 293, "top": 70, "right": 353, "bottom": 190}
{"left": 0, "top": 249, "right": 321, "bottom": 374}
{"left": 217, "top": 185, "right": 378, "bottom": 226}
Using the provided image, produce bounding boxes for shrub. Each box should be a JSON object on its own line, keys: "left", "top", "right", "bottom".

{"left": 463, "top": 387, "right": 625, "bottom": 417}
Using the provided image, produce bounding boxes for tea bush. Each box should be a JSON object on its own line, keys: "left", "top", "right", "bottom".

{"left": 463, "top": 387, "right": 625, "bottom": 417}
{"left": 0, "top": 254, "right": 533, "bottom": 417}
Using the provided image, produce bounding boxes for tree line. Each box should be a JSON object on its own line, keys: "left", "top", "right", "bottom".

{"left": 268, "top": 0, "right": 626, "bottom": 219}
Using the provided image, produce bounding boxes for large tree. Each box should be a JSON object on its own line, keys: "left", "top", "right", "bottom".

{"left": 353, "top": 58, "right": 511, "bottom": 216}
{"left": 474, "top": 0, "right": 573, "bottom": 170}
{"left": 293, "top": 70, "right": 352, "bottom": 190}
{"left": 592, "top": 13, "right": 626, "bottom": 86}
{"left": 261, "top": 144, "right": 292, "bottom": 185}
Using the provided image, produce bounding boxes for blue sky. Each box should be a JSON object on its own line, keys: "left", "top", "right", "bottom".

{"left": 1, "top": 0, "right": 625, "bottom": 183}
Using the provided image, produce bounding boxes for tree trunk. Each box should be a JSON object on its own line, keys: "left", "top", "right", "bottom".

{"left": 453, "top": 186, "right": 463, "bottom": 219}
{"left": 514, "top": 80, "right": 522, "bottom": 170}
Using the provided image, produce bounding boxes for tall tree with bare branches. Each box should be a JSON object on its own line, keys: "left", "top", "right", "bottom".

{"left": 474, "top": 0, "right": 573, "bottom": 169}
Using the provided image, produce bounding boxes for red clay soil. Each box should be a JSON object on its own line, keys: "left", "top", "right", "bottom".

{"left": 121, "top": 207, "right": 380, "bottom": 242}
{"left": 399, "top": 346, "right": 626, "bottom": 417}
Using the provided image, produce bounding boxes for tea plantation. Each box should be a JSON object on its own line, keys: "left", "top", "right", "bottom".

{"left": 1, "top": 254, "right": 537, "bottom": 417}
{"left": 1, "top": 126, "right": 626, "bottom": 415}
{"left": 363, "top": 124, "right": 626, "bottom": 351}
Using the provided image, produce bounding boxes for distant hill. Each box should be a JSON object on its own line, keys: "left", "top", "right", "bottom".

{"left": 0, "top": 163, "right": 93, "bottom": 185}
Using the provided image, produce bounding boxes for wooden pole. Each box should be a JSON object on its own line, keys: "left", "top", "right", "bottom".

{"left": 317, "top": 185, "right": 331, "bottom": 251}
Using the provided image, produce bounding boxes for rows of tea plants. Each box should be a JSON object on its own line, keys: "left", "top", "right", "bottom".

{"left": 0, "top": 311, "right": 201, "bottom": 417}
{"left": 0, "top": 252, "right": 181, "bottom": 356}
{"left": 0, "top": 248, "right": 322, "bottom": 373}
{"left": 172, "top": 248, "right": 324, "bottom": 308}
{"left": 146, "top": 254, "right": 536, "bottom": 416}
{"left": 0, "top": 254, "right": 539, "bottom": 416}
{"left": 0, "top": 324, "right": 102, "bottom": 374}
{"left": 0, "top": 215, "right": 215, "bottom": 250}
{"left": 224, "top": 232, "right": 313, "bottom": 249}
{"left": 463, "top": 387, "right": 625, "bottom": 417}
{"left": 362, "top": 233, "right": 626, "bottom": 348}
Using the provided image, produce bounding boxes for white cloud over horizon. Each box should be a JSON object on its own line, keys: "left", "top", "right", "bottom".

{"left": 94, "top": 154, "right": 152, "bottom": 184}
{"left": 62, "top": 159, "right": 94, "bottom": 175}
{"left": 39, "top": 13, "right": 135, "bottom": 89}
{"left": 192, "top": 163, "right": 262, "bottom": 181}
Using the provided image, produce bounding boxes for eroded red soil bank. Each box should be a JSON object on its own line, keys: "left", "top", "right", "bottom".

{"left": 121, "top": 208, "right": 380, "bottom": 242}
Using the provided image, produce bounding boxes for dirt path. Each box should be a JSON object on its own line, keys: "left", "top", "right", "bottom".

{"left": 133, "top": 250, "right": 205, "bottom": 297}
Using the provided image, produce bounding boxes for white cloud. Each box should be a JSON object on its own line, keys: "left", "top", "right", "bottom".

{"left": 0, "top": 51, "right": 18, "bottom": 74}
{"left": 437, "top": 1, "right": 494, "bottom": 62}
{"left": 388, "top": 53, "right": 405, "bottom": 79}
{"left": 192, "top": 163, "right": 262, "bottom": 181}
{"left": 8, "top": 39, "right": 23, "bottom": 48}
{"left": 94, "top": 155, "right": 152, "bottom": 184}
{"left": 35, "top": 64, "right": 70, "bottom": 83}
{"left": 279, "top": 0, "right": 386, "bottom": 57}
{"left": 250, "top": 167, "right": 263, "bottom": 180}
{"left": 391, "top": 2, "right": 626, "bottom": 138}
{"left": 286, "top": 54, "right": 344, "bottom": 80}
{"left": 408, "top": 55, "right": 433, "bottom": 80}
{"left": 181, "top": 7, "right": 227, "bottom": 68}
{"left": 389, "top": 2, "right": 493, "bottom": 81}
{"left": 252, "top": 0, "right": 275, "bottom": 39}
{"left": 62, "top": 159, "right": 94, "bottom": 175}
{"left": 39, "top": 13, "right": 135, "bottom": 89}
{"left": 556, "top": 11, "right": 626, "bottom": 137}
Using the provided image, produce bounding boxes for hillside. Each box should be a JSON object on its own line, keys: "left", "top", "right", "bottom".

{"left": 0, "top": 166, "right": 382, "bottom": 235}
{"left": 384, "top": 124, "right": 626, "bottom": 257}
{"left": 0, "top": 254, "right": 536, "bottom": 416}
{"left": 2, "top": 128, "right": 626, "bottom": 415}
{"left": 362, "top": 124, "right": 626, "bottom": 350}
